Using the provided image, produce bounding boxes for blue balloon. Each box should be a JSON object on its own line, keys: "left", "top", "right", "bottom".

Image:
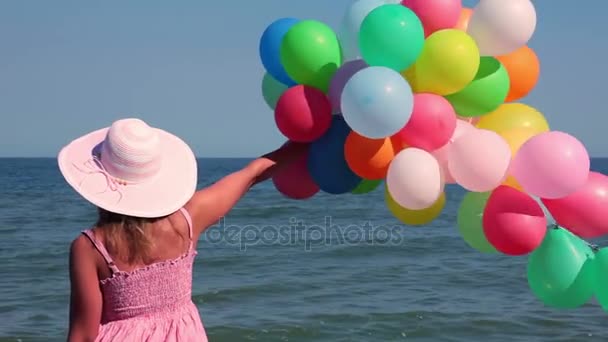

{"left": 340, "top": 66, "right": 414, "bottom": 139}
{"left": 308, "top": 116, "right": 362, "bottom": 194}
{"left": 259, "top": 18, "right": 299, "bottom": 87}
{"left": 339, "top": 0, "right": 386, "bottom": 60}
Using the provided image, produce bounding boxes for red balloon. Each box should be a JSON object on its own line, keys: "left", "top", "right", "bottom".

{"left": 483, "top": 185, "right": 547, "bottom": 255}
{"left": 392, "top": 93, "right": 457, "bottom": 151}
{"left": 274, "top": 85, "right": 332, "bottom": 142}
{"left": 542, "top": 172, "right": 608, "bottom": 238}
{"left": 272, "top": 151, "right": 319, "bottom": 199}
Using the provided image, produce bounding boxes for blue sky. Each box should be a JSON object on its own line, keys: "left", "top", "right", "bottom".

{"left": 0, "top": 0, "right": 605, "bottom": 157}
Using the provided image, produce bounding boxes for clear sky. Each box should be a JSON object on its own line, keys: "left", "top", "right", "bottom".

{"left": 0, "top": 0, "right": 605, "bottom": 157}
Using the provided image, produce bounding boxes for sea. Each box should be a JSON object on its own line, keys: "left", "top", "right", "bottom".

{"left": 1, "top": 158, "right": 608, "bottom": 342}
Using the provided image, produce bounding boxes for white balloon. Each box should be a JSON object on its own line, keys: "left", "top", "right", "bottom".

{"left": 386, "top": 148, "right": 444, "bottom": 210}
{"left": 467, "top": 0, "right": 536, "bottom": 56}
{"left": 339, "top": 0, "right": 386, "bottom": 60}
{"left": 448, "top": 129, "right": 511, "bottom": 192}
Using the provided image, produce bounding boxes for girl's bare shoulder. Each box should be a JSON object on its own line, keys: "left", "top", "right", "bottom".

{"left": 70, "top": 233, "right": 97, "bottom": 261}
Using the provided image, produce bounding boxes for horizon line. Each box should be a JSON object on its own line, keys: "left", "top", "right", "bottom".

{"left": 0, "top": 156, "right": 260, "bottom": 159}
{"left": 1, "top": 156, "right": 608, "bottom": 159}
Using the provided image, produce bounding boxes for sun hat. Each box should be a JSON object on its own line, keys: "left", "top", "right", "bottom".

{"left": 58, "top": 118, "right": 198, "bottom": 218}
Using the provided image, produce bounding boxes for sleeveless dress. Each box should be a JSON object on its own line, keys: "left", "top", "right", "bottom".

{"left": 81, "top": 207, "right": 208, "bottom": 341}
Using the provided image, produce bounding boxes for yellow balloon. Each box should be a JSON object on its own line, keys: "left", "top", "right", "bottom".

{"left": 385, "top": 186, "right": 446, "bottom": 226}
{"left": 414, "top": 29, "right": 480, "bottom": 95}
{"left": 476, "top": 103, "right": 550, "bottom": 134}
{"left": 498, "top": 128, "right": 540, "bottom": 191}
{"left": 500, "top": 128, "right": 538, "bottom": 155}
{"left": 400, "top": 64, "right": 420, "bottom": 92}
{"left": 503, "top": 176, "right": 524, "bottom": 191}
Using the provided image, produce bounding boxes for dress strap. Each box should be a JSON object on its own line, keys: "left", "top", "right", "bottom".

{"left": 178, "top": 207, "right": 194, "bottom": 250}
{"left": 82, "top": 229, "right": 120, "bottom": 274}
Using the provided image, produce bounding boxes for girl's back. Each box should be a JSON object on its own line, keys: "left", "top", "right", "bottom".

{"left": 73, "top": 208, "right": 206, "bottom": 341}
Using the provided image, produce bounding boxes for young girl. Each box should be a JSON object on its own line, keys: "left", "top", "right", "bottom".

{"left": 60, "top": 118, "right": 307, "bottom": 341}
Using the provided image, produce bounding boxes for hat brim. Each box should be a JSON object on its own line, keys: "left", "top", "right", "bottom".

{"left": 58, "top": 127, "right": 197, "bottom": 218}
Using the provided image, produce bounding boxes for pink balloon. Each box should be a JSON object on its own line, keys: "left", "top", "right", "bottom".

{"left": 542, "top": 172, "right": 608, "bottom": 238}
{"left": 386, "top": 148, "right": 444, "bottom": 210}
{"left": 483, "top": 186, "right": 547, "bottom": 256}
{"left": 448, "top": 128, "right": 511, "bottom": 192}
{"left": 272, "top": 152, "right": 319, "bottom": 199}
{"left": 401, "top": 0, "right": 463, "bottom": 36}
{"left": 392, "top": 93, "right": 457, "bottom": 151}
{"left": 432, "top": 120, "right": 473, "bottom": 184}
{"left": 511, "top": 131, "right": 590, "bottom": 199}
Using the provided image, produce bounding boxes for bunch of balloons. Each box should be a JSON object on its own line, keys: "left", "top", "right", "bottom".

{"left": 259, "top": 0, "right": 608, "bottom": 312}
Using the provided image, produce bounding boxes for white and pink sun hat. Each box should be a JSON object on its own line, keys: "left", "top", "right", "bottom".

{"left": 58, "top": 118, "right": 198, "bottom": 218}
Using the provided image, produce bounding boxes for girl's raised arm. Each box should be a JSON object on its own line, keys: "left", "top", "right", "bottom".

{"left": 185, "top": 142, "right": 308, "bottom": 238}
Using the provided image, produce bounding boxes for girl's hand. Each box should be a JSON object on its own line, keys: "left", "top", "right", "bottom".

{"left": 253, "top": 141, "right": 309, "bottom": 184}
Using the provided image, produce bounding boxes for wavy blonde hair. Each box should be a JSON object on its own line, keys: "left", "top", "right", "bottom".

{"left": 96, "top": 208, "right": 167, "bottom": 264}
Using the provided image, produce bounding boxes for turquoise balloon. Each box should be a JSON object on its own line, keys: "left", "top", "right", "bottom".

{"left": 339, "top": 0, "right": 385, "bottom": 60}
{"left": 261, "top": 73, "right": 288, "bottom": 110}
{"left": 527, "top": 227, "right": 595, "bottom": 309}
{"left": 592, "top": 248, "right": 608, "bottom": 312}
{"left": 359, "top": 4, "right": 424, "bottom": 71}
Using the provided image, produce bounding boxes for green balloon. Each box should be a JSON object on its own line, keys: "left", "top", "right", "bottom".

{"left": 261, "top": 73, "right": 288, "bottom": 110}
{"left": 457, "top": 191, "right": 497, "bottom": 253}
{"left": 359, "top": 4, "right": 424, "bottom": 72}
{"left": 592, "top": 248, "right": 608, "bottom": 312}
{"left": 351, "top": 179, "right": 382, "bottom": 194}
{"left": 444, "top": 57, "right": 510, "bottom": 117}
{"left": 280, "top": 20, "right": 342, "bottom": 93}
{"left": 527, "top": 227, "right": 595, "bottom": 309}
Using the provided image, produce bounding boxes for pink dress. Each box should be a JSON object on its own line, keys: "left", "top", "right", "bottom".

{"left": 82, "top": 208, "right": 207, "bottom": 341}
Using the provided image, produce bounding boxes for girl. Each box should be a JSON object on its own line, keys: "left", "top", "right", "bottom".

{"left": 60, "top": 118, "right": 307, "bottom": 341}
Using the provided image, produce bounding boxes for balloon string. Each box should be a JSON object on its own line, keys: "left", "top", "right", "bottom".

{"left": 552, "top": 224, "right": 600, "bottom": 252}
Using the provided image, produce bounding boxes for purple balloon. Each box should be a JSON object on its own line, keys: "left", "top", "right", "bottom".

{"left": 328, "top": 59, "right": 367, "bottom": 113}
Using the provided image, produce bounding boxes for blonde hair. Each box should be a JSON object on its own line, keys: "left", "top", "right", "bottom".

{"left": 96, "top": 208, "right": 167, "bottom": 264}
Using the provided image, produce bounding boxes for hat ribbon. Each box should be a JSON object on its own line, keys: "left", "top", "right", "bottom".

{"left": 72, "top": 156, "right": 124, "bottom": 203}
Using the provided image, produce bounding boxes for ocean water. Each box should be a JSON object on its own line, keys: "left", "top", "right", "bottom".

{"left": 1, "top": 157, "right": 608, "bottom": 342}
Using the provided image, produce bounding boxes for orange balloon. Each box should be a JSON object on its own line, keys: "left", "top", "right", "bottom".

{"left": 454, "top": 8, "right": 473, "bottom": 31}
{"left": 345, "top": 132, "right": 396, "bottom": 180}
{"left": 496, "top": 46, "right": 540, "bottom": 102}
